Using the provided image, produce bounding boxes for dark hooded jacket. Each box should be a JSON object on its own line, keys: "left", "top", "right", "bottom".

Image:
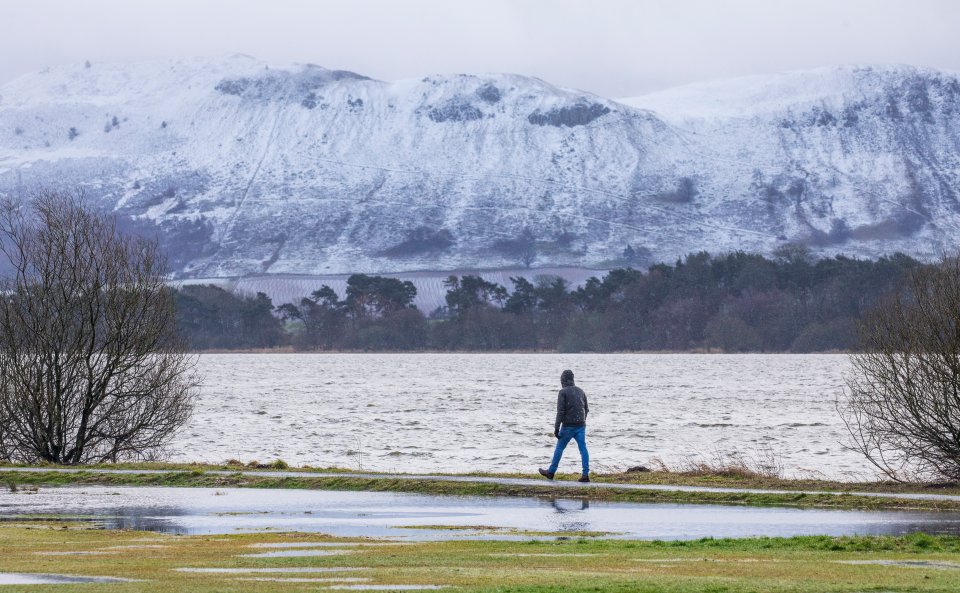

{"left": 555, "top": 372, "right": 588, "bottom": 433}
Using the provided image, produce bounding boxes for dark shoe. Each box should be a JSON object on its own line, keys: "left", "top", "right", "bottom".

{"left": 539, "top": 468, "right": 555, "bottom": 480}
{"left": 578, "top": 475, "right": 590, "bottom": 483}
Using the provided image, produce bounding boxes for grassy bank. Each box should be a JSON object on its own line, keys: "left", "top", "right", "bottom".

{"left": 4, "top": 522, "right": 960, "bottom": 592}
{"left": 3, "top": 463, "right": 960, "bottom": 511}
{"left": 9, "top": 460, "right": 958, "bottom": 495}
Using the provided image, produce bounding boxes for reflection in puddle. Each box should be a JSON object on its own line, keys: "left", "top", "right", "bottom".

{"left": 236, "top": 577, "right": 370, "bottom": 583}
{"left": 240, "top": 549, "right": 353, "bottom": 558}
{"left": 6, "top": 485, "right": 960, "bottom": 541}
{"left": 175, "top": 567, "right": 362, "bottom": 573}
{"left": 250, "top": 542, "right": 403, "bottom": 548}
{"left": 838, "top": 560, "right": 960, "bottom": 569}
{"left": 549, "top": 498, "right": 589, "bottom": 513}
{"left": 329, "top": 587, "right": 445, "bottom": 591}
{"left": 0, "top": 573, "right": 131, "bottom": 585}
{"left": 35, "top": 551, "right": 118, "bottom": 556}
{"left": 488, "top": 553, "right": 598, "bottom": 557}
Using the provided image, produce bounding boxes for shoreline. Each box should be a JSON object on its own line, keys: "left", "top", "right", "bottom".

{"left": 3, "top": 463, "right": 959, "bottom": 511}
{"left": 189, "top": 349, "right": 852, "bottom": 354}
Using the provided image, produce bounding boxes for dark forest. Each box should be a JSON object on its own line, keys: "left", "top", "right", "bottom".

{"left": 173, "top": 246, "right": 922, "bottom": 353}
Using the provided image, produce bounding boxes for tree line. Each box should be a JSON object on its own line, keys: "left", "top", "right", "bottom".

{"left": 172, "top": 246, "right": 924, "bottom": 352}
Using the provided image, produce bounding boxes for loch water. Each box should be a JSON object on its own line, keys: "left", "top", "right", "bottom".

{"left": 180, "top": 353, "right": 862, "bottom": 479}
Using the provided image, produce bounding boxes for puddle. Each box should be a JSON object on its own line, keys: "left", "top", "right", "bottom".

{"left": 240, "top": 549, "right": 352, "bottom": 558}
{"left": 632, "top": 557, "right": 776, "bottom": 564}
{"left": 632, "top": 558, "right": 709, "bottom": 563}
{"left": 236, "top": 577, "right": 370, "bottom": 583}
{"left": 175, "top": 567, "right": 362, "bottom": 573}
{"left": 35, "top": 551, "right": 117, "bottom": 556}
{"left": 838, "top": 560, "right": 960, "bottom": 569}
{"left": 6, "top": 485, "right": 960, "bottom": 541}
{"left": 328, "top": 587, "right": 445, "bottom": 591}
{"left": 0, "top": 573, "right": 131, "bottom": 585}
{"left": 488, "top": 553, "right": 599, "bottom": 557}
{"left": 103, "top": 544, "right": 169, "bottom": 549}
{"left": 249, "top": 542, "right": 403, "bottom": 548}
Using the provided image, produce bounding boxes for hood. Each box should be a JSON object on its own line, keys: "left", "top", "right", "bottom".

{"left": 561, "top": 370, "right": 575, "bottom": 387}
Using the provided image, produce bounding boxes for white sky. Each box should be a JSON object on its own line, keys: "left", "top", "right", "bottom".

{"left": 1, "top": 0, "right": 958, "bottom": 97}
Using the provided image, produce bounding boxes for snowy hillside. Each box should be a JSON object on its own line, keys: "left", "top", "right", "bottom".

{"left": 1, "top": 57, "right": 958, "bottom": 277}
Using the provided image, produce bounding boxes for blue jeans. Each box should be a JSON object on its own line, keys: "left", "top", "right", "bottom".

{"left": 548, "top": 425, "right": 589, "bottom": 475}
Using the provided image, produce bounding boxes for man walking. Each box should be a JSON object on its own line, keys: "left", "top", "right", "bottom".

{"left": 539, "top": 369, "right": 590, "bottom": 482}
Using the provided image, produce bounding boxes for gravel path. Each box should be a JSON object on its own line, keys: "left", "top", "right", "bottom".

{"left": 1, "top": 466, "right": 958, "bottom": 503}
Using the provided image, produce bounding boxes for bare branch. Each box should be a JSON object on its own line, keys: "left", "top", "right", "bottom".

{"left": 0, "top": 189, "right": 198, "bottom": 464}
{"left": 839, "top": 256, "right": 960, "bottom": 482}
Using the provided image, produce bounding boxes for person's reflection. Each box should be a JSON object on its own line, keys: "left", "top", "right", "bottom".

{"left": 548, "top": 498, "right": 590, "bottom": 514}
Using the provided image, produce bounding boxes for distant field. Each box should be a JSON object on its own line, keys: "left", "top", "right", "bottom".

{"left": 176, "top": 267, "right": 604, "bottom": 311}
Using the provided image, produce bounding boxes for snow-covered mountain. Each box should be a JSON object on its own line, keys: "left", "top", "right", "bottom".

{"left": 1, "top": 56, "right": 958, "bottom": 277}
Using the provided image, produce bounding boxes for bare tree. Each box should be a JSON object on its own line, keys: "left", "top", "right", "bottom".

{"left": 840, "top": 256, "right": 960, "bottom": 482}
{"left": 519, "top": 228, "right": 537, "bottom": 269}
{"left": 0, "top": 190, "right": 197, "bottom": 464}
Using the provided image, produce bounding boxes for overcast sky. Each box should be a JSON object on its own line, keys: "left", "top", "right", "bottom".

{"left": 1, "top": 0, "right": 958, "bottom": 97}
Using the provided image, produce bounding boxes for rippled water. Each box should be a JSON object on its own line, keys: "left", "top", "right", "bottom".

{"left": 177, "top": 354, "right": 863, "bottom": 479}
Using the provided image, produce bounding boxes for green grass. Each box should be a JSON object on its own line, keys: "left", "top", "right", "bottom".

{"left": 2, "top": 466, "right": 960, "bottom": 511}
{"left": 6, "top": 460, "right": 957, "bottom": 495}
{"left": 5, "top": 523, "right": 960, "bottom": 592}
{"left": 394, "top": 525, "right": 616, "bottom": 537}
